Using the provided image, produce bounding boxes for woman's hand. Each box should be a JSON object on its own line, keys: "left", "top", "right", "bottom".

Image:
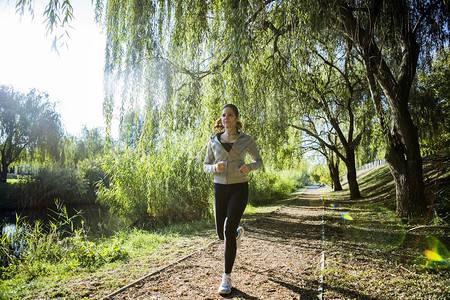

{"left": 239, "top": 164, "right": 251, "bottom": 175}
{"left": 216, "top": 161, "right": 226, "bottom": 173}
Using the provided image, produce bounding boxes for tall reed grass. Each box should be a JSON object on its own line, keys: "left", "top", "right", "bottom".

{"left": 97, "top": 134, "right": 212, "bottom": 228}
{"left": 0, "top": 200, "right": 128, "bottom": 281}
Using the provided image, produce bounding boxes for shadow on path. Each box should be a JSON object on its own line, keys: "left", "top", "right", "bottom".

{"left": 106, "top": 189, "right": 326, "bottom": 299}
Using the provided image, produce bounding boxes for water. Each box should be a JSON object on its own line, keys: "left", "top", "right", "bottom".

{"left": 1, "top": 223, "right": 26, "bottom": 256}
{"left": 2, "top": 224, "right": 16, "bottom": 239}
{"left": 1, "top": 204, "right": 124, "bottom": 238}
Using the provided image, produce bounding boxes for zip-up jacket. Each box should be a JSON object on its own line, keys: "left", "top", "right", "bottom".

{"left": 203, "top": 131, "right": 263, "bottom": 184}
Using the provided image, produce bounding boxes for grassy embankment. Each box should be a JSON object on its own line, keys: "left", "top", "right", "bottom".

{"left": 321, "top": 155, "right": 449, "bottom": 299}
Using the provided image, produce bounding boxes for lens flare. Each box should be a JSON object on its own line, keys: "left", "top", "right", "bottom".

{"left": 424, "top": 249, "right": 444, "bottom": 262}
{"left": 330, "top": 203, "right": 336, "bottom": 208}
{"left": 422, "top": 236, "right": 450, "bottom": 269}
{"left": 341, "top": 213, "right": 353, "bottom": 221}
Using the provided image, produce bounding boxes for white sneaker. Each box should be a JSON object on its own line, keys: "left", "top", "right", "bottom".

{"left": 218, "top": 273, "right": 232, "bottom": 294}
{"left": 236, "top": 227, "right": 244, "bottom": 249}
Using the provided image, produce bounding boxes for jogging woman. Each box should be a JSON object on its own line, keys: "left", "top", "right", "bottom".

{"left": 203, "top": 104, "right": 263, "bottom": 294}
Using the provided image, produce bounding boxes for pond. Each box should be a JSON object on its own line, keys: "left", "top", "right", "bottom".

{"left": 0, "top": 204, "right": 124, "bottom": 239}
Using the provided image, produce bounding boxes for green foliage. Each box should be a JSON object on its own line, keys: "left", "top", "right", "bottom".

{"left": 249, "top": 169, "right": 304, "bottom": 206}
{"left": 14, "top": 0, "right": 74, "bottom": 51}
{"left": 0, "top": 201, "right": 129, "bottom": 282}
{"left": 57, "top": 127, "right": 105, "bottom": 168}
{"left": 77, "top": 158, "right": 108, "bottom": 203}
{"left": 0, "top": 86, "right": 62, "bottom": 182}
{"left": 98, "top": 132, "right": 212, "bottom": 228}
{"left": 16, "top": 167, "right": 85, "bottom": 209}
{"left": 310, "top": 164, "right": 327, "bottom": 184}
{"left": 73, "top": 127, "right": 105, "bottom": 165}
{"left": 14, "top": 162, "right": 106, "bottom": 209}
{"left": 61, "top": 230, "right": 128, "bottom": 269}
{"left": 412, "top": 47, "right": 450, "bottom": 154}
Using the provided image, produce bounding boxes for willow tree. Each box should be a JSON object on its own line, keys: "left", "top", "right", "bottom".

{"left": 410, "top": 47, "right": 450, "bottom": 154}
{"left": 240, "top": 0, "right": 449, "bottom": 217}
{"left": 289, "top": 39, "right": 370, "bottom": 199}
{"left": 252, "top": 0, "right": 448, "bottom": 215}
{"left": 331, "top": 0, "right": 449, "bottom": 219}
{"left": 91, "top": 0, "right": 300, "bottom": 168}
{"left": 0, "top": 86, "right": 62, "bottom": 182}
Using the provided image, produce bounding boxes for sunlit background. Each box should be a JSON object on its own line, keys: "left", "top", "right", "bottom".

{"left": 0, "top": 1, "right": 105, "bottom": 136}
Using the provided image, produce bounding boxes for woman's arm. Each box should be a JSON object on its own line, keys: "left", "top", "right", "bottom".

{"left": 247, "top": 138, "right": 263, "bottom": 171}
{"left": 203, "top": 140, "right": 217, "bottom": 174}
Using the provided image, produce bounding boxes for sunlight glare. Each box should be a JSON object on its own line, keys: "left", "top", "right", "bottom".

{"left": 424, "top": 249, "right": 444, "bottom": 262}
{"left": 341, "top": 213, "right": 353, "bottom": 221}
{"left": 0, "top": 2, "right": 106, "bottom": 135}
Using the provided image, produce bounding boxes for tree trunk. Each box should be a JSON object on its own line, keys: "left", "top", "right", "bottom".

{"left": 0, "top": 157, "right": 8, "bottom": 182}
{"left": 385, "top": 100, "right": 428, "bottom": 219}
{"left": 386, "top": 149, "right": 427, "bottom": 219}
{"left": 328, "top": 162, "right": 342, "bottom": 191}
{"left": 345, "top": 150, "right": 361, "bottom": 199}
{"left": 368, "top": 36, "right": 427, "bottom": 219}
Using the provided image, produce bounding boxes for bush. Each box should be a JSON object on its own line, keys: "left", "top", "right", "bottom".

{"left": 97, "top": 136, "right": 212, "bottom": 228}
{"left": 248, "top": 169, "right": 302, "bottom": 205}
{"left": 14, "top": 162, "right": 106, "bottom": 210}
{"left": 6, "top": 174, "right": 17, "bottom": 180}
{"left": 16, "top": 167, "right": 85, "bottom": 209}
{"left": 63, "top": 232, "right": 128, "bottom": 268}
{"left": 77, "top": 158, "right": 108, "bottom": 204}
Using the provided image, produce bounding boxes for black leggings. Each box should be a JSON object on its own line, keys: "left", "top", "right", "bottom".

{"left": 213, "top": 182, "right": 248, "bottom": 274}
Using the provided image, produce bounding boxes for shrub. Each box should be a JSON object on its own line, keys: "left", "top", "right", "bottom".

{"left": 248, "top": 169, "right": 302, "bottom": 205}
{"left": 97, "top": 136, "right": 212, "bottom": 228}
{"left": 77, "top": 158, "right": 108, "bottom": 204}
{"left": 16, "top": 167, "right": 85, "bottom": 209}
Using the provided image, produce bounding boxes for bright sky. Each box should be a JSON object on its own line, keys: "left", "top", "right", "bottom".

{"left": 0, "top": 1, "right": 105, "bottom": 136}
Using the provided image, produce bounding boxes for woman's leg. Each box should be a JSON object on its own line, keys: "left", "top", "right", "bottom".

{"left": 223, "top": 182, "right": 248, "bottom": 274}
{"left": 213, "top": 183, "right": 229, "bottom": 241}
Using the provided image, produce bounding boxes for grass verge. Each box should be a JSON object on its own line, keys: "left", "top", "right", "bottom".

{"left": 323, "top": 201, "right": 449, "bottom": 299}
{"left": 320, "top": 156, "right": 449, "bottom": 299}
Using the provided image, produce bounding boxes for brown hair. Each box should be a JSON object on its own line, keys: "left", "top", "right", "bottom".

{"left": 213, "top": 104, "right": 243, "bottom": 133}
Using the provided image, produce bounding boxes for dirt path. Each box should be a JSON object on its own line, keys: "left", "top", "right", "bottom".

{"left": 105, "top": 188, "right": 324, "bottom": 299}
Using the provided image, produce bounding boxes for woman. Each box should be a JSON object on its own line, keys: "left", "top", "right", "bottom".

{"left": 203, "top": 104, "right": 263, "bottom": 294}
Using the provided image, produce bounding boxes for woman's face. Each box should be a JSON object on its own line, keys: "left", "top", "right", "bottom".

{"left": 221, "top": 107, "right": 238, "bottom": 130}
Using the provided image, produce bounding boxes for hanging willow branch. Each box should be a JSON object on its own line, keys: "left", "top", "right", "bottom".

{"left": 147, "top": 0, "right": 277, "bottom": 83}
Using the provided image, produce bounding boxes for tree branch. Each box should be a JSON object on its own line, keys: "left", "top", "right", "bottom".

{"left": 408, "top": 225, "right": 450, "bottom": 232}
{"left": 290, "top": 124, "right": 347, "bottom": 162}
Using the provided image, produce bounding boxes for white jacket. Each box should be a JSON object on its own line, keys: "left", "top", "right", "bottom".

{"left": 203, "top": 132, "right": 263, "bottom": 184}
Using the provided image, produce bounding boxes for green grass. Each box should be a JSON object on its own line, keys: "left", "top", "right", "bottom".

{"left": 323, "top": 200, "right": 449, "bottom": 299}
{"left": 0, "top": 219, "right": 213, "bottom": 299}
{"left": 321, "top": 155, "right": 450, "bottom": 299}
